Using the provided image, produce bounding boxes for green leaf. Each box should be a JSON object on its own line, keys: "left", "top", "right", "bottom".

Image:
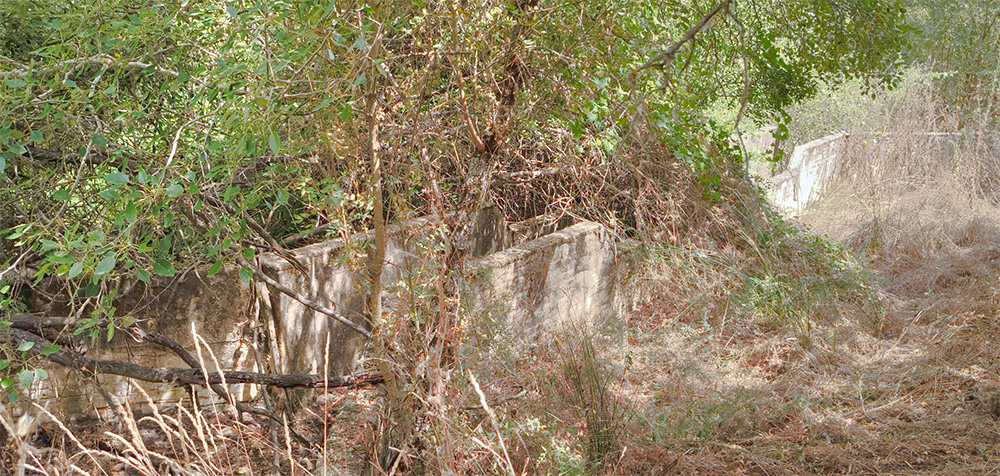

{"left": 30, "top": 130, "right": 42, "bottom": 142}
{"left": 239, "top": 265, "right": 252, "bottom": 283}
{"left": 52, "top": 189, "right": 70, "bottom": 201}
{"left": 0, "top": 321, "right": 11, "bottom": 328}
{"left": 104, "top": 171, "right": 130, "bottom": 186}
{"left": 16, "top": 341, "right": 34, "bottom": 352}
{"left": 152, "top": 258, "right": 175, "bottom": 277}
{"left": 18, "top": 370, "right": 34, "bottom": 388}
{"left": 0, "top": 360, "right": 7, "bottom": 371}
{"left": 268, "top": 132, "right": 280, "bottom": 155}
{"left": 95, "top": 253, "right": 116, "bottom": 276}
{"left": 8, "top": 143, "right": 26, "bottom": 155}
{"left": 223, "top": 186, "right": 241, "bottom": 202}
{"left": 104, "top": 85, "right": 116, "bottom": 95}
{"left": 352, "top": 37, "right": 368, "bottom": 50}
{"left": 4, "top": 78, "right": 26, "bottom": 88}
{"left": 208, "top": 260, "right": 222, "bottom": 276}
{"left": 39, "top": 344, "right": 61, "bottom": 356}
{"left": 276, "top": 189, "right": 290, "bottom": 206}
{"left": 165, "top": 183, "right": 184, "bottom": 197}
{"left": 34, "top": 368, "right": 47, "bottom": 381}
{"left": 47, "top": 254, "right": 74, "bottom": 265}
{"left": 157, "top": 236, "right": 171, "bottom": 253}
{"left": 106, "top": 325, "right": 115, "bottom": 342}
{"left": 124, "top": 201, "right": 137, "bottom": 224}
{"left": 226, "top": 4, "right": 238, "bottom": 17}
{"left": 135, "top": 268, "right": 150, "bottom": 282}
{"left": 67, "top": 235, "right": 84, "bottom": 249}
{"left": 67, "top": 261, "right": 84, "bottom": 279}
{"left": 100, "top": 188, "right": 121, "bottom": 200}
{"left": 64, "top": 79, "right": 76, "bottom": 88}
{"left": 242, "top": 248, "right": 255, "bottom": 260}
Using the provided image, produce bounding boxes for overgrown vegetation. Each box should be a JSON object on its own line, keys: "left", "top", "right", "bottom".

{"left": 10, "top": 0, "right": 1000, "bottom": 474}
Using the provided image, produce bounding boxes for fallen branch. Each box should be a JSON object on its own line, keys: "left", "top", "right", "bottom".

{"left": 0, "top": 324, "right": 381, "bottom": 389}
{"left": 4, "top": 316, "right": 381, "bottom": 447}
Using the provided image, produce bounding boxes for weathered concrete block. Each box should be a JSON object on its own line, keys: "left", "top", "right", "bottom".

{"left": 470, "top": 221, "right": 619, "bottom": 339}
{"left": 766, "top": 132, "right": 847, "bottom": 214}
{"left": 33, "top": 267, "right": 260, "bottom": 417}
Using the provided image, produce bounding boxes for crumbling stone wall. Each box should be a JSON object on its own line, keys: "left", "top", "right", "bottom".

{"left": 36, "top": 218, "right": 618, "bottom": 417}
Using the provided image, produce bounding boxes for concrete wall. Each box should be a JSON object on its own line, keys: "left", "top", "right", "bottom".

{"left": 765, "top": 132, "right": 848, "bottom": 214}
{"left": 32, "top": 268, "right": 261, "bottom": 416}
{"left": 256, "top": 220, "right": 432, "bottom": 377}
{"left": 34, "top": 215, "right": 617, "bottom": 417}
{"left": 469, "top": 221, "right": 619, "bottom": 340}
{"left": 763, "top": 132, "right": 1000, "bottom": 214}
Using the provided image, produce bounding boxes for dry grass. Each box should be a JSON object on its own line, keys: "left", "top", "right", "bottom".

{"left": 0, "top": 384, "right": 384, "bottom": 475}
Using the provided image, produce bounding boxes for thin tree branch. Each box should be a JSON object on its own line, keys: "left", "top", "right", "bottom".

{"left": 237, "top": 257, "right": 372, "bottom": 338}
{"left": 0, "top": 54, "right": 190, "bottom": 82}
{"left": 633, "top": 0, "right": 732, "bottom": 75}
{"left": 202, "top": 193, "right": 307, "bottom": 274}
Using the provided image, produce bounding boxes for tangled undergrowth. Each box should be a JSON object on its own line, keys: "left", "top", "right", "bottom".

{"left": 10, "top": 151, "right": 1000, "bottom": 475}
{"left": 7, "top": 72, "right": 1000, "bottom": 476}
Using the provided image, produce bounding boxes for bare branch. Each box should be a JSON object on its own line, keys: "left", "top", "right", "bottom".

{"left": 0, "top": 54, "right": 193, "bottom": 82}
{"left": 237, "top": 257, "right": 372, "bottom": 339}
{"left": 0, "top": 324, "right": 381, "bottom": 389}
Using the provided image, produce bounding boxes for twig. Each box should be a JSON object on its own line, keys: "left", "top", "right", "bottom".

{"left": 469, "top": 372, "right": 517, "bottom": 476}
{"left": 0, "top": 251, "right": 29, "bottom": 283}
{"left": 202, "top": 193, "right": 307, "bottom": 274}
{"left": 157, "top": 115, "right": 208, "bottom": 188}
{"left": 493, "top": 167, "right": 571, "bottom": 183}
